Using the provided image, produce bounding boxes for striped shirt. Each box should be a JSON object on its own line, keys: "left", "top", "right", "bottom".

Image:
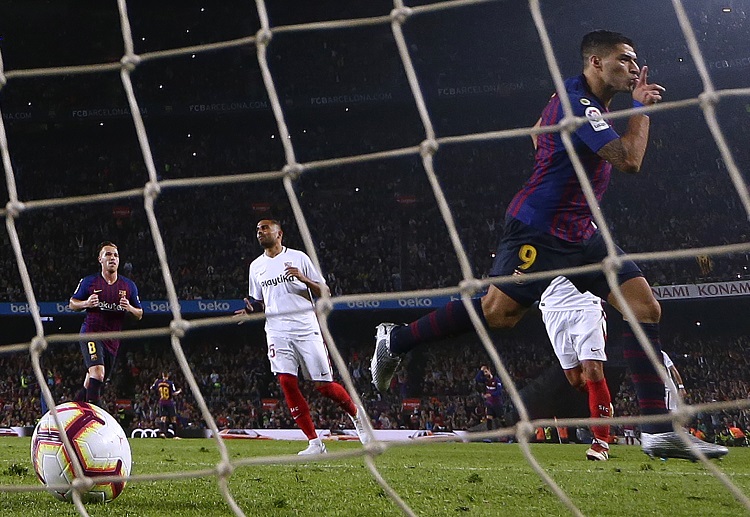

{"left": 71, "top": 273, "right": 142, "bottom": 355}
{"left": 507, "top": 74, "right": 620, "bottom": 242}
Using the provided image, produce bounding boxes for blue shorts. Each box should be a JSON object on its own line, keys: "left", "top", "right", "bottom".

{"left": 489, "top": 216, "right": 643, "bottom": 307}
{"left": 80, "top": 339, "right": 117, "bottom": 381}
{"left": 159, "top": 404, "right": 177, "bottom": 419}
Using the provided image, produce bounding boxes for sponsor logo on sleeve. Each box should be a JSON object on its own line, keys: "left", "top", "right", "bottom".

{"left": 585, "top": 106, "right": 610, "bottom": 132}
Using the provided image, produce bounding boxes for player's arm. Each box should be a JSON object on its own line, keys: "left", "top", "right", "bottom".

{"left": 69, "top": 277, "right": 98, "bottom": 311}
{"left": 596, "top": 115, "right": 650, "bottom": 174}
{"left": 285, "top": 261, "right": 330, "bottom": 298}
{"left": 297, "top": 276, "right": 329, "bottom": 298}
{"left": 669, "top": 364, "right": 686, "bottom": 391}
{"left": 235, "top": 269, "right": 265, "bottom": 317}
{"left": 235, "top": 297, "right": 265, "bottom": 315}
{"left": 119, "top": 282, "right": 143, "bottom": 320}
{"left": 119, "top": 298, "right": 143, "bottom": 320}
{"left": 69, "top": 295, "right": 98, "bottom": 311}
{"left": 597, "top": 66, "right": 664, "bottom": 174}
{"left": 530, "top": 117, "right": 542, "bottom": 150}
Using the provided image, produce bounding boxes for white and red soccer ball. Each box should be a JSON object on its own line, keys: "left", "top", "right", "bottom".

{"left": 30, "top": 402, "right": 131, "bottom": 503}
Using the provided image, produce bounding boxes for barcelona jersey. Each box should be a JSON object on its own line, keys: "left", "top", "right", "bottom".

{"left": 71, "top": 274, "right": 142, "bottom": 355}
{"left": 507, "top": 75, "right": 620, "bottom": 242}
{"left": 151, "top": 379, "right": 178, "bottom": 406}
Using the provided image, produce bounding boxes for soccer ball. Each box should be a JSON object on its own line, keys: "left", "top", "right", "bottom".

{"left": 30, "top": 402, "right": 131, "bottom": 503}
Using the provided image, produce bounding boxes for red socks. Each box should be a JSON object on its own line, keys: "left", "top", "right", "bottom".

{"left": 586, "top": 378, "right": 611, "bottom": 443}
{"left": 278, "top": 373, "right": 317, "bottom": 440}
{"left": 316, "top": 382, "right": 356, "bottom": 417}
{"left": 279, "top": 374, "right": 358, "bottom": 440}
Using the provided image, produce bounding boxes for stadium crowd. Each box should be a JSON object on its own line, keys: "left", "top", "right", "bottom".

{"left": 1, "top": 1, "right": 749, "bottom": 305}
{"left": 1, "top": 321, "right": 748, "bottom": 446}
{"left": 0, "top": 102, "right": 748, "bottom": 306}
{"left": 1, "top": 0, "right": 748, "bottom": 447}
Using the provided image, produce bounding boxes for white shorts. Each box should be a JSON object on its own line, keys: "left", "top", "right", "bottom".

{"left": 266, "top": 334, "right": 333, "bottom": 382}
{"left": 541, "top": 308, "right": 607, "bottom": 370}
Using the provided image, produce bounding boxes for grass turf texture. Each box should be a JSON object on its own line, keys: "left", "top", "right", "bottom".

{"left": 1, "top": 437, "right": 748, "bottom": 516}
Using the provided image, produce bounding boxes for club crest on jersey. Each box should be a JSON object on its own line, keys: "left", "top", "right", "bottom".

{"left": 579, "top": 98, "right": 591, "bottom": 106}
{"left": 585, "top": 106, "right": 609, "bottom": 132}
{"left": 284, "top": 262, "right": 292, "bottom": 268}
{"left": 119, "top": 290, "right": 127, "bottom": 299}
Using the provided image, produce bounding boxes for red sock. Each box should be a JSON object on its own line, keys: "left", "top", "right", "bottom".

{"left": 586, "top": 378, "right": 611, "bottom": 444}
{"left": 278, "top": 374, "right": 317, "bottom": 440}
{"left": 316, "top": 382, "right": 356, "bottom": 417}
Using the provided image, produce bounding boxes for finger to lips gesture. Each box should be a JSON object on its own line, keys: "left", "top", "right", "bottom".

{"left": 634, "top": 66, "right": 666, "bottom": 105}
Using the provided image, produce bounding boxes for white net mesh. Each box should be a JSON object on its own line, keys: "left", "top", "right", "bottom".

{"left": 2, "top": 0, "right": 750, "bottom": 515}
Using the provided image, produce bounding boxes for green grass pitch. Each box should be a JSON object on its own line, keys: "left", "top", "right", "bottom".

{"left": 2, "top": 437, "right": 749, "bottom": 516}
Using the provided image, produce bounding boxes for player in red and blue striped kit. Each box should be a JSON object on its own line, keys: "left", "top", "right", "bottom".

{"left": 151, "top": 372, "right": 182, "bottom": 438}
{"left": 476, "top": 365, "right": 503, "bottom": 433}
{"left": 69, "top": 241, "right": 143, "bottom": 405}
{"left": 372, "top": 30, "right": 727, "bottom": 460}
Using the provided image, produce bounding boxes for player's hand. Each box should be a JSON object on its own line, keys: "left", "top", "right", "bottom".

{"left": 88, "top": 294, "right": 99, "bottom": 308}
{"left": 284, "top": 265, "right": 301, "bottom": 279}
{"left": 285, "top": 266, "right": 309, "bottom": 284}
{"left": 632, "top": 66, "right": 665, "bottom": 106}
{"left": 233, "top": 298, "right": 254, "bottom": 323}
{"left": 119, "top": 297, "right": 132, "bottom": 311}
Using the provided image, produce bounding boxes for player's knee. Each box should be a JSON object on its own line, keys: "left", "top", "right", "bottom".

{"left": 481, "top": 290, "right": 524, "bottom": 329}
{"left": 89, "top": 366, "right": 105, "bottom": 381}
{"left": 484, "top": 312, "right": 518, "bottom": 329}
{"left": 573, "top": 380, "right": 587, "bottom": 392}
{"left": 581, "top": 361, "right": 605, "bottom": 383}
{"left": 314, "top": 381, "right": 332, "bottom": 396}
{"left": 277, "top": 373, "right": 299, "bottom": 393}
{"left": 566, "top": 376, "right": 587, "bottom": 392}
{"left": 617, "top": 277, "right": 661, "bottom": 323}
{"left": 634, "top": 297, "right": 661, "bottom": 323}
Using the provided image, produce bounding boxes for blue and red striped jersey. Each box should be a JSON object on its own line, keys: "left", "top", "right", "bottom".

{"left": 151, "top": 378, "right": 179, "bottom": 406}
{"left": 71, "top": 274, "right": 142, "bottom": 355}
{"left": 507, "top": 75, "right": 620, "bottom": 242}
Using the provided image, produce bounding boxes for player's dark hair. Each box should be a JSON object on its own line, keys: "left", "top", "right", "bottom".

{"left": 97, "top": 241, "right": 118, "bottom": 255}
{"left": 580, "top": 30, "right": 634, "bottom": 65}
{"left": 258, "top": 219, "right": 283, "bottom": 231}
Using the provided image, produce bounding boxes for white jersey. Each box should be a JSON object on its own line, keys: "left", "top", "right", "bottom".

{"left": 539, "top": 276, "right": 601, "bottom": 312}
{"left": 248, "top": 247, "right": 326, "bottom": 338}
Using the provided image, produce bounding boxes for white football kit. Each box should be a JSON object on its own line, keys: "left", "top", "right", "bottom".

{"left": 540, "top": 276, "right": 607, "bottom": 370}
{"left": 249, "top": 247, "right": 333, "bottom": 381}
{"left": 662, "top": 351, "right": 679, "bottom": 411}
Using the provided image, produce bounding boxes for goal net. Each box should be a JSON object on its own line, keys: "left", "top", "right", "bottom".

{"left": 1, "top": 0, "right": 750, "bottom": 515}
